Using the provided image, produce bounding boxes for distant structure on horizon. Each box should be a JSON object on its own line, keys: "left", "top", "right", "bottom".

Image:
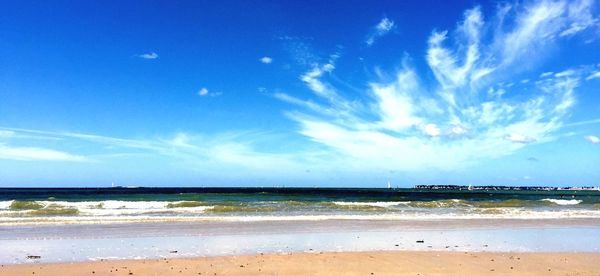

{"left": 414, "top": 185, "right": 600, "bottom": 191}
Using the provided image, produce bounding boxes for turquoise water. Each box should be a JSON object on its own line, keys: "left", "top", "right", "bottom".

{"left": 1, "top": 187, "right": 600, "bottom": 223}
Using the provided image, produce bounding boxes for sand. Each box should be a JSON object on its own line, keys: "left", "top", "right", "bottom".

{"left": 1, "top": 251, "right": 599, "bottom": 276}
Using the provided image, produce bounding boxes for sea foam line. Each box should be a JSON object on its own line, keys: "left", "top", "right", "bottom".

{"left": 2, "top": 209, "right": 600, "bottom": 225}
{"left": 332, "top": 201, "right": 410, "bottom": 207}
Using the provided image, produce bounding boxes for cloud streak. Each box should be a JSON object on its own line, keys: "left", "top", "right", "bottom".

{"left": 0, "top": 127, "right": 313, "bottom": 177}
{"left": 137, "top": 52, "right": 159, "bottom": 59}
{"left": 0, "top": 144, "right": 86, "bottom": 162}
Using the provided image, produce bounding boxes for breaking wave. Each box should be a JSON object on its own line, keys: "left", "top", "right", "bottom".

{"left": 541, "top": 198, "right": 583, "bottom": 205}
{"left": 0, "top": 196, "right": 598, "bottom": 225}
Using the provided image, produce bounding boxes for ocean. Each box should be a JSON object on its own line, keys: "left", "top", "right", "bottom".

{"left": 1, "top": 187, "right": 600, "bottom": 224}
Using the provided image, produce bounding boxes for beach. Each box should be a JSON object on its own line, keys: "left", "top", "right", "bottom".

{"left": 3, "top": 251, "right": 600, "bottom": 275}
{"left": 2, "top": 188, "right": 600, "bottom": 274}
{"left": 1, "top": 218, "right": 600, "bottom": 275}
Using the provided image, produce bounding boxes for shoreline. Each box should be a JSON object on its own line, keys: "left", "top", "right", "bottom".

{"left": 3, "top": 217, "right": 600, "bottom": 236}
{"left": 2, "top": 218, "right": 600, "bottom": 264}
{"left": 3, "top": 213, "right": 600, "bottom": 226}
{"left": 2, "top": 251, "right": 600, "bottom": 275}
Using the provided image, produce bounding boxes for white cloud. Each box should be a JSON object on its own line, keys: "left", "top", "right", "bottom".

{"left": 427, "top": 7, "right": 485, "bottom": 88}
{"left": 299, "top": 63, "right": 355, "bottom": 114}
{"left": 423, "top": 124, "right": 441, "bottom": 137}
{"left": 0, "top": 144, "right": 86, "bottom": 161}
{"left": 504, "top": 133, "right": 536, "bottom": 144}
{"left": 586, "top": 71, "right": 600, "bottom": 80}
{"left": 451, "top": 126, "right": 467, "bottom": 135}
{"left": 260, "top": 56, "right": 273, "bottom": 64}
{"left": 425, "top": 0, "right": 598, "bottom": 90}
{"left": 487, "top": 87, "right": 506, "bottom": 98}
{"left": 555, "top": 69, "right": 577, "bottom": 78}
{"left": 0, "top": 127, "right": 310, "bottom": 176}
{"left": 275, "top": 0, "right": 591, "bottom": 172}
{"left": 3, "top": 0, "right": 594, "bottom": 177}
{"left": 197, "top": 87, "right": 221, "bottom": 97}
{"left": 137, "top": 52, "right": 158, "bottom": 59}
{"left": 273, "top": 93, "right": 331, "bottom": 115}
{"left": 370, "top": 72, "right": 422, "bottom": 130}
{"left": 559, "top": 0, "right": 598, "bottom": 37}
{"left": 366, "top": 17, "right": 395, "bottom": 46}
{"left": 0, "top": 130, "right": 15, "bottom": 138}
{"left": 585, "top": 135, "right": 600, "bottom": 144}
{"left": 198, "top": 87, "right": 209, "bottom": 96}
{"left": 376, "top": 17, "right": 394, "bottom": 32}
{"left": 564, "top": 118, "right": 600, "bottom": 127}
{"left": 279, "top": 36, "right": 319, "bottom": 66}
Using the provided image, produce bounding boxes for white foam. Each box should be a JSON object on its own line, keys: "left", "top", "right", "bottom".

{"left": 38, "top": 200, "right": 170, "bottom": 209}
{"left": 541, "top": 198, "right": 582, "bottom": 205}
{"left": 2, "top": 208, "right": 600, "bottom": 225}
{"left": 0, "top": 200, "right": 13, "bottom": 209}
{"left": 332, "top": 201, "right": 409, "bottom": 208}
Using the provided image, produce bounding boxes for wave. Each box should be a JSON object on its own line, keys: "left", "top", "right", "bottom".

{"left": 6, "top": 200, "right": 44, "bottom": 210}
{"left": 0, "top": 200, "right": 211, "bottom": 216}
{"left": 541, "top": 198, "right": 582, "bottom": 205}
{"left": 407, "top": 199, "right": 471, "bottom": 208}
{"left": 0, "top": 197, "right": 597, "bottom": 221}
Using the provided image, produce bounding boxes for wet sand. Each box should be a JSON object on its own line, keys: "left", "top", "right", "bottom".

{"left": 2, "top": 219, "right": 600, "bottom": 264}
{"left": 2, "top": 251, "right": 600, "bottom": 275}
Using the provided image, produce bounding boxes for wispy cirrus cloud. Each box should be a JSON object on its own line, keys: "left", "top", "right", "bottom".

{"left": 279, "top": 35, "right": 319, "bottom": 66}
{"left": 366, "top": 17, "right": 395, "bottom": 46}
{"left": 0, "top": 130, "right": 15, "bottom": 138}
{"left": 0, "top": 129, "right": 86, "bottom": 161}
{"left": 586, "top": 71, "right": 600, "bottom": 80}
{"left": 504, "top": 133, "right": 536, "bottom": 144}
{"left": 0, "top": 144, "right": 86, "bottom": 162}
{"left": 276, "top": 0, "right": 597, "bottom": 171}
{"left": 2, "top": 0, "right": 598, "bottom": 178}
{"left": 0, "top": 127, "right": 310, "bottom": 176}
{"left": 559, "top": 0, "right": 598, "bottom": 37}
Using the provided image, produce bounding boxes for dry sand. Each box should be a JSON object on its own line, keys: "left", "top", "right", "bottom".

{"left": 1, "top": 251, "right": 599, "bottom": 276}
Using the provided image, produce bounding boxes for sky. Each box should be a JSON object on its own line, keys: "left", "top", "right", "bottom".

{"left": 1, "top": 0, "right": 600, "bottom": 187}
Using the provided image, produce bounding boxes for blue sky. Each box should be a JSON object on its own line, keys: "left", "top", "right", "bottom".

{"left": 1, "top": 0, "right": 600, "bottom": 187}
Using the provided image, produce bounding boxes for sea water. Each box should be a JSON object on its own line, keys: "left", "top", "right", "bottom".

{"left": 1, "top": 187, "right": 600, "bottom": 224}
